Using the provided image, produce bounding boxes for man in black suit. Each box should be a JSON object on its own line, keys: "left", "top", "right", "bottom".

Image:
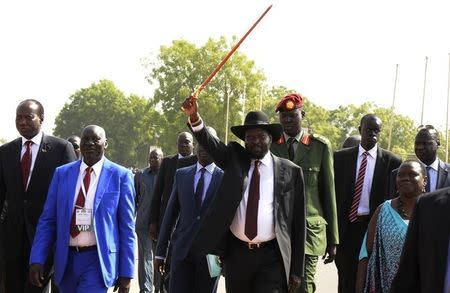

{"left": 149, "top": 132, "right": 196, "bottom": 239}
{"left": 182, "top": 97, "right": 306, "bottom": 293}
{"left": 389, "top": 124, "right": 450, "bottom": 195}
{"left": 334, "top": 114, "right": 401, "bottom": 293}
{"left": 0, "top": 99, "right": 76, "bottom": 292}
{"left": 390, "top": 187, "right": 450, "bottom": 293}
{"left": 149, "top": 132, "right": 196, "bottom": 291}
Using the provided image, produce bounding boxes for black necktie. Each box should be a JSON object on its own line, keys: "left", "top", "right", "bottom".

{"left": 195, "top": 168, "right": 206, "bottom": 210}
{"left": 287, "top": 137, "right": 295, "bottom": 161}
{"left": 425, "top": 166, "right": 431, "bottom": 192}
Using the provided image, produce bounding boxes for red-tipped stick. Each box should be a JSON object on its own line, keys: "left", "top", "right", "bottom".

{"left": 191, "top": 4, "right": 272, "bottom": 100}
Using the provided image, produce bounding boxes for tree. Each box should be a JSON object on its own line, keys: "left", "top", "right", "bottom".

{"left": 54, "top": 80, "right": 162, "bottom": 167}
{"left": 144, "top": 37, "right": 267, "bottom": 153}
{"left": 0, "top": 138, "right": 7, "bottom": 145}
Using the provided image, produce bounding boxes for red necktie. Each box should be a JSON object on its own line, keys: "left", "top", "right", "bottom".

{"left": 21, "top": 141, "right": 33, "bottom": 191}
{"left": 70, "top": 167, "right": 93, "bottom": 238}
{"left": 245, "top": 160, "right": 261, "bottom": 240}
{"left": 348, "top": 152, "right": 368, "bottom": 222}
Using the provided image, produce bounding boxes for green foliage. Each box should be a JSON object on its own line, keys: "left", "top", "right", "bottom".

{"left": 53, "top": 37, "right": 424, "bottom": 166}
{"left": 0, "top": 138, "right": 7, "bottom": 145}
{"left": 144, "top": 37, "right": 267, "bottom": 153}
{"left": 54, "top": 80, "right": 162, "bottom": 167}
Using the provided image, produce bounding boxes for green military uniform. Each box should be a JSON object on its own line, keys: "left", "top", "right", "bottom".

{"left": 271, "top": 130, "right": 339, "bottom": 293}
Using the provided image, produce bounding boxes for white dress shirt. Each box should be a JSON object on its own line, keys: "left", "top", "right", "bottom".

{"left": 20, "top": 131, "right": 43, "bottom": 189}
{"left": 425, "top": 158, "right": 439, "bottom": 192}
{"left": 230, "top": 152, "right": 275, "bottom": 243}
{"left": 69, "top": 157, "right": 105, "bottom": 247}
{"left": 356, "top": 144, "right": 377, "bottom": 216}
{"left": 194, "top": 162, "right": 216, "bottom": 204}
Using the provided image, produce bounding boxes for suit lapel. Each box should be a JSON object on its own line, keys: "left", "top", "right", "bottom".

{"left": 370, "top": 148, "right": 384, "bottom": 194}
{"left": 94, "top": 159, "right": 112, "bottom": 215}
{"left": 294, "top": 140, "right": 308, "bottom": 164}
{"left": 185, "top": 165, "right": 196, "bottom": 210}
{"left": 272, "top": 155, "right": 284, "bottom": 214}
{"left": 30, "top": 134, "right": 49, "bottom": 182}
{"left": 12, "top": 138, "right": 24, "bottom": 190}
{"left": 437, "top": 160, "right": 449, "bottom": 189}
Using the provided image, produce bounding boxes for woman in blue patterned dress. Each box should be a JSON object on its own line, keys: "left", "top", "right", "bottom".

{"left": 355, "top": 160, "right": 427, "bottom": 293}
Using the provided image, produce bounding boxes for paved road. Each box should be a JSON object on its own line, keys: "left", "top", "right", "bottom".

{"left": 124, "top": 257, "right": 338, "bottom": 293}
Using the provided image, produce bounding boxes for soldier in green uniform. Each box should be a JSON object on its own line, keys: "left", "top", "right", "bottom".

{"left": 271, "top": 93, "right": 339, "bottom": 293}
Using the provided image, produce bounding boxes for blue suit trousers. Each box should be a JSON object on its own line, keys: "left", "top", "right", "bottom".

{"left": 58, "top": 249, "right": 107, "bottom": 293}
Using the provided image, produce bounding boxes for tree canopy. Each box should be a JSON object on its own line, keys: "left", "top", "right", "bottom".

{"left": 53, "top": 37, "right": 439, "bottom": 166}
{"left": 54, "top": 79, "right": 162, "bottom": 167}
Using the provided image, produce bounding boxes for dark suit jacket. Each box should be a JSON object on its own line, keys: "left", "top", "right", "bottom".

{"left": 389, "top": 159, "right": 450, "bottom": 196}
{"left": 0, "top": 134, "right": 76, "bottom": 259}
{"left": 190, "top": 126, "right": 306, "bottom": 284}
{"left": 156, "top": 164, "right": 223, "bottom": 272}
{"left": 390, "top": 188, "right": 450, "bottom": 293}
{"left": 149, "top": 154, "right": 197, "bottom": 228}
{"left": 334, "top": 146, "right": 401, "bottom": 240}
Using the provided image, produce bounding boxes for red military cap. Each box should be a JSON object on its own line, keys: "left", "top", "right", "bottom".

{"left": 275, "top": 93, "right": 304, "bottom": 112}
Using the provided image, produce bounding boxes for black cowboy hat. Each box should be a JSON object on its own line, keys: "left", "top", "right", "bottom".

{"left": 230, "top": 111, "right": 283, "bottom": 141}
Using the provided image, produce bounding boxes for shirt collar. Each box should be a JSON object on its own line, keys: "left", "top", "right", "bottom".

{"left": 427, "top": 158, "right": 439, "bottom": 171}
{"left": 358, "top": 144, "right": 377, "bottom": 158}
{"left": 178, "top": 153, "right": 193, "bottom": 159}
{"left": 80, "top": 156, "right": 105, "bottom": 176}
{"left": 196, "top": 162, "right": 216, "bottom": 174}
{"left": 21, "top": 131, "right": 43, "bottom": 147}
{"left": 283, "top": 130, "right": 303, "bottom": 142}
{"left": 253, "top": 151, "right": 272, "bottom": 168}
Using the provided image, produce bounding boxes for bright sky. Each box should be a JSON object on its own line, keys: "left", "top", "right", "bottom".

{"left": 1, "top": 0, "right": 449, "bottom": 142}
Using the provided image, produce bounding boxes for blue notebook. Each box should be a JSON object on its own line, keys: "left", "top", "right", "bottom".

{"left": 206, "top": 254, "right": 222, "bottom": 278}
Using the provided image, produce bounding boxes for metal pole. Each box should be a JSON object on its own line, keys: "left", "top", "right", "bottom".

{"left": 259, "top": 88, "right": 263, "bottom": 111}
{"left": 242, "top": 83, "right": 246, "bottom": 124}
{"left": 388, "top": 64, "right": 399, "bottom": 151}
{"left": 420, "top": 56, "right": 428, "bottom": 125}
{"left": 225, "top": 90, "right": 230, "bottom": 144}
{"left": 446, "top": 53, "right": 450, "bottom": 162}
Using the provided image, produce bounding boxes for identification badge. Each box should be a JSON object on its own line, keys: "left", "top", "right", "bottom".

{"left": 75, "top": 208, "right": 93, "bottom": 232}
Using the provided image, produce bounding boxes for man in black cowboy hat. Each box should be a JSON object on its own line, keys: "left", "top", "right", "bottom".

{"left": 181, "top": 97, "right": 306, "bottom": 293}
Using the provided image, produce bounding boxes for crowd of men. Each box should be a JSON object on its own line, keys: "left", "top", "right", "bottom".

{"left": 0, "top": 95, "right": 449, "bottom": 293}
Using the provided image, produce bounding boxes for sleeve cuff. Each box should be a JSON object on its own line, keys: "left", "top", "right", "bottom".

{"left": 189, "top": 116, "right": 204, "bottom": 132}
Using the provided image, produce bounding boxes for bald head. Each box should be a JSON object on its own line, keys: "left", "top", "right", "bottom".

{"left": 359, "top": 114, "right": 382, "bottom": 151}
{"left": 15, "top": 99, "right": 44, "bottom": 139}
{"left": 81, "top": 125, "right": 108, "bottom": 166}
{"left": 177, "top": 132, "right": 194, "bottom": 157}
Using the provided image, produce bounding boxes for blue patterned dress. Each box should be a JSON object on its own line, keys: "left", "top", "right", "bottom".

{"left": 359, "top": 200, "right": 409, "bottom": 293}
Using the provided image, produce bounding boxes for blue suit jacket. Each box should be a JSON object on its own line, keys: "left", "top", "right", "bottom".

{"left": 29, "top": 158, "right": 136, "bottom": 287}
{"left": 156, "top": 164, "right": 223, "bottom": 270}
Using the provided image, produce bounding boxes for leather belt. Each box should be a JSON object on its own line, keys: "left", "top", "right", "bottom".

{"left": 233, "top": 236, "right": 276, "bottom": 250}
{"left": 69, "top": 245, "right": 97, "bottom": 252}
{"left": 354, "top": 215, "right": 371, "bottom": 223}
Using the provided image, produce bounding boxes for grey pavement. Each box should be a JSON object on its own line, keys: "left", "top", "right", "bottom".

{"left": 124, "top": 257, "right": 338, "bottom": 293}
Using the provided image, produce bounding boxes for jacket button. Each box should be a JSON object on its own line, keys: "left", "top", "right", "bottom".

{"left": 23, "top": 200, "right": 28, "bottom": 205}
{"left": 197, "top": 216, "right": 200, "bottom": 220}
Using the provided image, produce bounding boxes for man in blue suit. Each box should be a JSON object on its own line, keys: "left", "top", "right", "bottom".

{"left": 29, "top": 125, "right": 136, "bottom": 293}
{"left": 155, "top": 128, "right": 223, "bottom": 293}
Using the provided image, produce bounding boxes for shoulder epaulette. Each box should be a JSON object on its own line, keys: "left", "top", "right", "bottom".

{"left": 310, "top": 133, "right": 331, "bottom": 145}
{"left": 301, "top": 134, "right": 311, "bottom": 146}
